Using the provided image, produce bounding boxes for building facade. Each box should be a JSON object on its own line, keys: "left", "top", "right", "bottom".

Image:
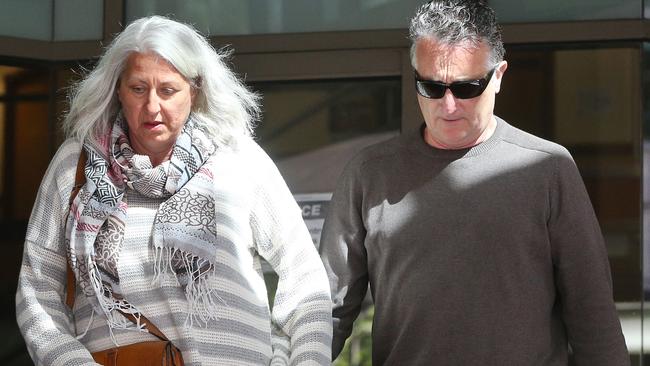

{"left": 0, "top": 1, "right": 647, "bottom": 365}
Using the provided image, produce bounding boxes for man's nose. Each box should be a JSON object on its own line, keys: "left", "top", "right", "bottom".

{"left": 441, "top": 89, "right": 458, "bottom": 113}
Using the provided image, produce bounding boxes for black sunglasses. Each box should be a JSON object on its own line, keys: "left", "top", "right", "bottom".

{"left": 414, "top": 67, "right": 497, "bottom": 99}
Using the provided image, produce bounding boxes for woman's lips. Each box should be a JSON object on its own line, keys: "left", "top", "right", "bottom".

{"left": 143, "top": 121, "right": 163, "bottom": 130}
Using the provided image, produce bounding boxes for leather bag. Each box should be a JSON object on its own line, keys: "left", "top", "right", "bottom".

{"left": 84, "top": 310, "right": 185, "bottom": 366}
{"left": 91, "top": 340, "right": 183, "bottom": 366}
{"left": 67, "top": 151, "right": 185, "bottom": 366}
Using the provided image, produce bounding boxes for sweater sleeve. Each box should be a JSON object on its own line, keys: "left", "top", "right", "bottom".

{"left": 249, "top": 145, "right": 332, "bottom": 366}
{"left": 318, "top": 158, "right": 369, "bottom": 359}
{"left": 548, "top": 151, "right": 630, "bottom": 366}
{"left": 15, "top": 140, "right": 100, "bottom": 366}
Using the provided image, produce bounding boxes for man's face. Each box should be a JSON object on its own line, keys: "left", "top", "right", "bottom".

{"left": 414, "top": 38, "right": 507, "bottom": 150}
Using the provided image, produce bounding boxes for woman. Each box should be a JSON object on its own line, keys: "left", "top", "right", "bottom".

{"left": 16, "top": 16, "right": 332, "bottom": 365}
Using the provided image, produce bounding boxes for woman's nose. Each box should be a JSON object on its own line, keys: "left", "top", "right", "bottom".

{"left": 145, "top": 90, "right": 161, "bottom": 115}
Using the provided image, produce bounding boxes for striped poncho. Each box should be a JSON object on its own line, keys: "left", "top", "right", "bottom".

{"left": 16, "top": 137, "right": 332, "bottom": 365}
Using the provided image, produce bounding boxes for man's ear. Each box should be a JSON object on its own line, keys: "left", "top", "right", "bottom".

{"left": 494, "top": 60, "right": 508, "bottom": 94}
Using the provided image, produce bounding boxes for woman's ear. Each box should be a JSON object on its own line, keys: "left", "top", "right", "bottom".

{"left": 190, "top": 77, "right": 201, "bottom": 105}
{"left": 116, "top": 84, "right": 122, "bottom": 103}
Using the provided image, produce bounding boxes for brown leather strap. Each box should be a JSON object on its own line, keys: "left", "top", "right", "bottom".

{"left": 120, "top": 312, "right": 169, "bottom": 342}
{"left": 69, "top": 150, "right": 87, "bottom": 207}
{"left": 64, "top": 149, "right": 171, "bottom": 342}
{"left": 65, "top": 150, "right": 86, "bottom": 309}
{"left": 65, "top": 263, "right": 76, "bottom": 309}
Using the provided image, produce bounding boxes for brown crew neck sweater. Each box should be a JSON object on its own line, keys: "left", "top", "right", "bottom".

{"left": 320, "top": 117, "right": 629, "bottom": 366}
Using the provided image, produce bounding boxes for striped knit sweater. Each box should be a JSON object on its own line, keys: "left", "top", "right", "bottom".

{"left": 16, "top": 137, "right": 332, "bottom": 366}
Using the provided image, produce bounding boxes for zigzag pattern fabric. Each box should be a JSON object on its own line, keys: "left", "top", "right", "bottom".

{"left": 65, "top": 114, "right": 217, "bottom": 334}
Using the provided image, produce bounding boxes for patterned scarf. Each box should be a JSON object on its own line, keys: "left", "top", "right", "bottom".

{"left": 65, "top": 114, "right": 220, "bottom": 334}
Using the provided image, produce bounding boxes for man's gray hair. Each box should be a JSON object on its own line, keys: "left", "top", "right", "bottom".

{"left": 409, "top": 0, "right": 505, "bottom": 68}
{"left": 63, "top": 15, "right": 260, "bottom": 149}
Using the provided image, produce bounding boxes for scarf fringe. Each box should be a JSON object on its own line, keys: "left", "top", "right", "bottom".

{"left": 153, "top": 247, "right": 226, "bottom": 327}
{"left": 87, "top": 255, "right": 146, "bottom": 345}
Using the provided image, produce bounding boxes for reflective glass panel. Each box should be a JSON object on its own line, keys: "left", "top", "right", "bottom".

{"left": 252, "top": 78, "right": 401, "bottom": 195}
{"left": 493, "top": 0, "right": 642, "bottom": 22}
{"left": 54, "top": 0, "right": 103, "bottom": 41}
{"left": 0, "top": 0, "right": 52, "bottom": 40}
{"left": 642, "top": 42, "right": 650, "bottom": 364}
{"left": 0, "top": 65, "right": 53, "bottom": 365}
{"left": 250, "top": 77, "right": 400, "bottom": 324}
{"left": 0, "top": 0, "right": 102, "bottom": 41}
{"left": 125, "top": 0, "right": 643, "bottom": 36}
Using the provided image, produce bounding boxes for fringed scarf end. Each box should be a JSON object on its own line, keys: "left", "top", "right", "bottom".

{"left": 86, "top": 257, "right": 145, "bottom": 346}
{"left": 153, "top": 246, "right": 226, "bottom": 328}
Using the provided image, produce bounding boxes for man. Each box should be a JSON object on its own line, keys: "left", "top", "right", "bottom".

{"left": 319, "top": 1, "right": 630, "bottom": 365}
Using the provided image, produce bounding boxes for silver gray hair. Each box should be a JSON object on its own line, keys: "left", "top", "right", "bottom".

{"left": 409, "top": 0, "right": 505, "bottom": 69}
{"left": 63, "top": 15, "right": 259, "bottom": 148}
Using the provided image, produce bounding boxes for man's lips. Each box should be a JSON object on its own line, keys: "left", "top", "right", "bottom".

{"left": 441, "top": 117, "right": 463, "bottom": 123}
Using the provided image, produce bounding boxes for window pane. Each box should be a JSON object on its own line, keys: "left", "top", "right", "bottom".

{"left": 642, "top": 42, "right": 650, "bottom": 364}
{"left": 0, "top": 69, "right": 51, "bottom": 221}
{"left": 493, "top": 0, "right": 642, "bottom": 22}
{"left": 126, "top": 0, "right": 421, "bottom": 34}
{"left": 0, "top": 0, "right": 52, "bottom": 40}
{"left": 252, "top": 78, "right": 401, "bottom": 194}
{"left": 54, "top": 0, "right": 103, "bottom": 41}
{"left": 0, "top": 65, "right": 53, "bottom": 365}
{"left": 0, "top": 0, "right": 103, "bottom": 41}
{"left": 125, "top": 0, "right": 643, "bottom": 36}
{"left": 13, "top": 101, "right": 50, "bottom": 220}
{"left": 251, "top": 77, "right": 400, "bottom": 315}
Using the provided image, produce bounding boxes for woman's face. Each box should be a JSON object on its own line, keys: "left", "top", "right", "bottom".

{"left": 118, "top": 52, "right": 194, "bottom": 165}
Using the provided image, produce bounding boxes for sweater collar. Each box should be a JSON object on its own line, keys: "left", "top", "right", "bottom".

{"left": 407, "top": 116, "right": 507, "bottom": 159}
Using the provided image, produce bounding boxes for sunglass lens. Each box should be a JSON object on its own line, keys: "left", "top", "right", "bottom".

{"left": 450, "top": 82, "right": 482, "bottom": 99}
{"left": 417, "top": 82, "right": 445, "bottom": 98}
